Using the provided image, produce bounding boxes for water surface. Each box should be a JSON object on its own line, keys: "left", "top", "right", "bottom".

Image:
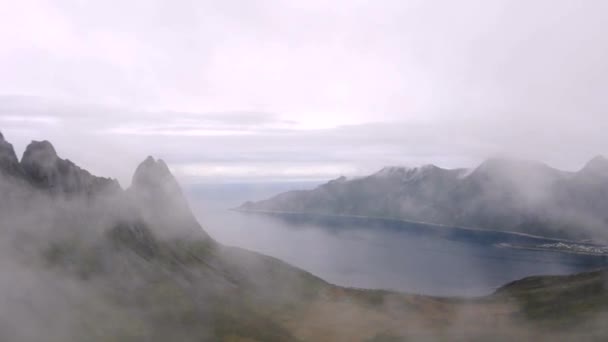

{"left": 186, "top": 184, "right": 607, "bottom": 297}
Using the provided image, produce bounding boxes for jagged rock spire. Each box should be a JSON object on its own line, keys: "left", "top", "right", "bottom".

{"left": 130, "top": 156, "right": 211, "bottom": 240}
{"left": 21, "top": 140, "right": 59, "bottom": 184}
{"left": 132, "top": 156, "right": 177, "bottom": 191}
{"left": 20, "top": 139, "right": 119, "bottom": 195}
{"left": 0, "top": 131, "right": 23, "bottom": 177}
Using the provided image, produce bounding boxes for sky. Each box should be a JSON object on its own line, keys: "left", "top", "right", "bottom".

{"left": 1, "top": 0, "right": 607, "bottom": 185}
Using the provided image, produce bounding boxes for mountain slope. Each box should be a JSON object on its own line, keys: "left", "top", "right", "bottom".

{"left": 2, "top": 132, "right": 608, "bottom": 341}
{"left": 239, "top": 158, "right": 608, "bottom": 240}
{"left": 0, "top": 133, "right": 454, "bottom": 341}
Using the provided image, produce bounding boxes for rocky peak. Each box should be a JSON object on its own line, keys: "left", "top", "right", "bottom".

{"left": 131, "top": 156, "right": 177, "bottom": 191}
{"left": 373, "top": 164, "right": 443, "bottom": 182}
{"left": 20, "top": 140, "right": 119, "bottom": 195}
{"left": 580, "top": 155, "right": 608, "bottom": 177}
{"left": 472, "top": 158, "right": 513, "bottom": 174}
{"left": 326, "top": 175, "right": 347, "bottom": 186}
{"left": 21, "top": 140, "right": 59, "bottom": 179}
{"left": 130, "top": 156, "right": 185, "bottom": 206}
{"left": 129, "top": 156, "right": 211, "bottom": 240}
{"left": 374, "top": 166, "right": 409, "bottom": 178}
{"left": 469, "top": 158, "right": 562, "bottom": 180}
{"left": 0, "top": 132, "right": 23, "bottom": 177}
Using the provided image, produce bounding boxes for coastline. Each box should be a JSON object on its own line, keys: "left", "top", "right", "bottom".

{"left": 233, "top": 208, "right": 592, "bottom": 245}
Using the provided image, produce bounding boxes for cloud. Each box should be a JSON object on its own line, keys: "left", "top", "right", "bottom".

{"left": 1, "top": 1, "right": 608, "bottom": 182}
{"left": 173, "top": 161, "right": 359, "bottom": 183}
{"left": 0, "top": 93, "right": 605, "bottom": 184}
{"left": 2, "top": 0, "right": 606, "bottom": 121}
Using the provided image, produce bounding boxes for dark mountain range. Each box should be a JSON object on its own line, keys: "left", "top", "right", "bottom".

{"left": 1, "top": 132, "right": 608, "bottom": 341}
{"left": 239, "top": 157, "right": 608, "bottom": 240}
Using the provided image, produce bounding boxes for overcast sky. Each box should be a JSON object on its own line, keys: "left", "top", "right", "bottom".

{"left": 1, "top": 0, "right": 607, "bottom": 185}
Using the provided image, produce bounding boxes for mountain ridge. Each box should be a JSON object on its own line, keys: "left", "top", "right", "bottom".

{"left": 239, "top": 157, "right": 608, "bottom": 240}
{"left": 2, "top": 131, "right": 608, "bottom": 341}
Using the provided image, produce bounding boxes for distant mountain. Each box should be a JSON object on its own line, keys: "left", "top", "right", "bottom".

{"left": 2, "top": 131, "right": 608, "bottom": 341}
{"left": 239, "top": 157, "right": 608, "bottom": 240}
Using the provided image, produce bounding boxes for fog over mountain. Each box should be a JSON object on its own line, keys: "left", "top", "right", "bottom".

{"left": 2, "top": 132, "right": 608, "bottom": 341}
{"left": 2, "top": 0, "right": 608, "bottom": 340}
{"left": 0, "top": 132, "right": 314, "bottom": 341}
{"left": 240, "top": 157, "right": 608, "bottom": 240}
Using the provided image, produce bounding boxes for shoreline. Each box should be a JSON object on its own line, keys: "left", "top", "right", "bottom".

{"left": 497, "top": 243, "right": 608, "bottom": 257}
{"left": 233, "top": 208, "right": 593, "bottom": 245}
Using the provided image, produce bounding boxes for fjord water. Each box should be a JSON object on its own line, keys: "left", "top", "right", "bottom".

{"left": 186, "top": 184, "right": 606, "bottom": 297}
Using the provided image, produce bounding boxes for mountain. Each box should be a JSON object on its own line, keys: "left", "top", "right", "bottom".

{"left": 20, "top": 139, "right": 120, "bottom": 195}
{"left": 0, "top": 132, "right": 23, "bottom": 177}
{"left": 1, "top": 132, "right": 608, "bottom": 341}
{"left": 0, "top": 133, "right": 451, "bottom": 341}
{"left": 239, "top": 158, "right": 608, "bottom": 240}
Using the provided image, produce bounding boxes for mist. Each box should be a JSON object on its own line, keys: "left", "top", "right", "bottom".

{"left": 2, "top": 0, "right": 608, "bottom": 340}
{"left": 184, "top": 180, "right": 604, "bottom": 297}
{"left": 2, "top": 0, "right": 608, "bottom": 185}
{"left": 0, "top": 133, "right": 607, "bottom": 340}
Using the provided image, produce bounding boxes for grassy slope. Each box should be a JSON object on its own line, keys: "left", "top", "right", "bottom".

{"left": 42, "top": 221, "right": 608, "bottom": 342}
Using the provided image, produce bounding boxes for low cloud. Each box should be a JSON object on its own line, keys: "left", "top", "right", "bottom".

{"left": 0, "top": 95, "right": 605, "bottom": 184}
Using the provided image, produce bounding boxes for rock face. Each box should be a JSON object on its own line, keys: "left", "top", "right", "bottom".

{"left": 0, "top": 131, "right": 210, "bottom": 242}
{"left": 0, "top": 132, "right": 23, "bottom": 177}
{"left": 240, "top": 157, "right": 608, "bottom": 240}
{"left": 129, "top": 156, "right": 212, "bottom": 240}
{"left": 578, "top": 155, "right": 608, "bottom": 179}
{"left": 131, "top": 156, "right": 184, "bottom": 202}
{"left": 0, "top": 132, "right": 325, "bottom": 341}
{"left": 1, "top": 131, "right": 608, "bottom": 341}
{"left": 20, "top": 140, "right": 120, "bottom": 195}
